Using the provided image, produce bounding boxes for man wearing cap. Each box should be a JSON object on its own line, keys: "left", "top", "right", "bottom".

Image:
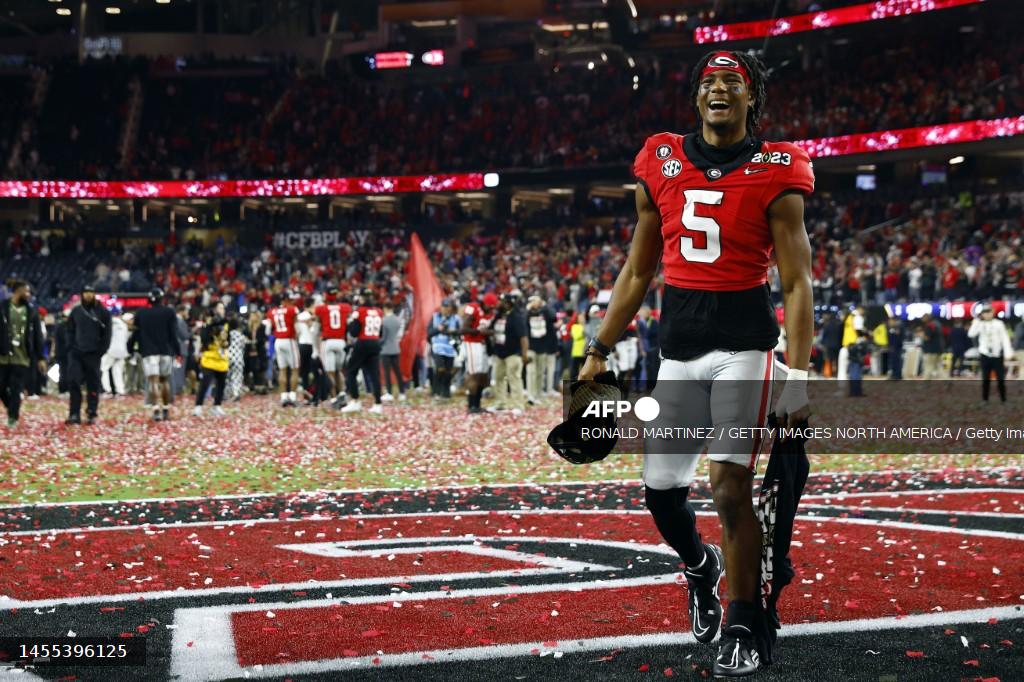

{"left": 968, "top": 303, "right": 1013, "bottom": 404}
{"left": 133, "top": 288, "right": 180, "bottom": 421}
{"left": 0, "top": 279, "right": 46, "bottom": 429}
{"left": 66, "top": 285, "right": 112, "bottom": 425}
{"left": 579, "top": 50, "right": 814, "bottom": 676}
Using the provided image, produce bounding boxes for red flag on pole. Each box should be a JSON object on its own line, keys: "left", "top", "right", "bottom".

{"left": 400, "top": 232, "right": 444, "bottom": 381}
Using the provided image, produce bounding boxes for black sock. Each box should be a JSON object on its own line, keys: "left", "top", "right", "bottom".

{"left": 725, "top": 600, "right": 758, "bottom": 631}
{"left": 644, "top": 486, "right": 705, "bottom": 567}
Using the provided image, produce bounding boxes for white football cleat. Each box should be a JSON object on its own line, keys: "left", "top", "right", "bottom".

{"left": 211, "top": 406, "right": 226, "bottom": 417}
{"left": 192, "top": 406, "right": 202, "bottom": 417}
{"left": 340, "top": 401, "right": 362, "bottom": 414}
{"left": 380, "top": 393, "right": 395, "bottom": 402}
{"left": 369, "top": 404, "right": 383, "bottom": 415}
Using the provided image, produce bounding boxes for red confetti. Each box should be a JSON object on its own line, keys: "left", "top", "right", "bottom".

{"left": 638, "top": 664, "right": 650, "bottom": 672}
{"left": 906, "top": 651, "right": 925, "bottom": 658}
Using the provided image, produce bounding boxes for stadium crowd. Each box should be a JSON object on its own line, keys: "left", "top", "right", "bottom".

{"left": 4, "top": 11, "right": 1020, "bottom": 181}
{"left": 2, "top": 175, "right": 1024, "bottom": 427}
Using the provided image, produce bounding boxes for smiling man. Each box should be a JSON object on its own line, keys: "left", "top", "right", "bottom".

{"left": 578, "top": 50, "right": 814, "bottom": 677}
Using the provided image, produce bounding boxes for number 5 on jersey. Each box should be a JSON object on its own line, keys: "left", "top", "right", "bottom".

{"left": 680, "top": 189, "right": 723, "bottom": 263}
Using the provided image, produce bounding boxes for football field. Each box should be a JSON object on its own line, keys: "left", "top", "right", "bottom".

{"left": 0, "top": 396, "right": 1021, "bottom": 680}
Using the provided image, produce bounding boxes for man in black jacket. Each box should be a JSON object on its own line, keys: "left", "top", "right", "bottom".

{"left": 133, "top": 288, "right": 180, "bottom": 421}
{"left": 66, "top": 285, "right": 112, "bottom": 425}
{"left": 0, "top": 279, "right": 46, "bottom": 428}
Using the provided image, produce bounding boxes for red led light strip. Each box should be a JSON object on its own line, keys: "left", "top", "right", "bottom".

{"left": 0, "top": 173, "right": 485, "bottom": 199}
{"left": 695, "top": 0, "right": 985, "bottom": 45}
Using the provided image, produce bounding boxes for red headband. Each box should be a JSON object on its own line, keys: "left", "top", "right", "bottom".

{"left": 700, "top": 52, "right": 750, "bottom": 85}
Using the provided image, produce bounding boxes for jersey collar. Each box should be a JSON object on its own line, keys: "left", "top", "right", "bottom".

{"left": 683, "top": 133, "right": 759, "bottom": 181}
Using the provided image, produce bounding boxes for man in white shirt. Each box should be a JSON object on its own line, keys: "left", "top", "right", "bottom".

{"left": 968, "top": 303, "right": 1013, "bottom": 404}
{"left": 101, "top": 311, "right": 130, "bottom": 396}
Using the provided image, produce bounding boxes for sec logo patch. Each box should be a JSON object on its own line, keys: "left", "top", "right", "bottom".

{"left": 655, "top": 144, "right": 672, "bottom": 160}
{"left": 661, "top": 159, "right": 682, "bottom": 178}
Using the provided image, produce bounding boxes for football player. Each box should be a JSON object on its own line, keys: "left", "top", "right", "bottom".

{"left": 267, "top": 293, "right": 301, "bottom": 407}
{"left": 340, "top": 289, "right": 384, "bottom": 415}
{"left": 313, "top": 288, "right": 352, "bottom": 407}
{"left": 460, "top": 292, "right": 498, "bottom": 414}
{"left": 579, "top": 50, "right": 813, "bottom": 677}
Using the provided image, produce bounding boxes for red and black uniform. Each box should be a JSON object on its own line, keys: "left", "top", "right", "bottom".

{"left": 634, "top": 132, "right": 814, "bottom": 360}
{"left": 344, "top": 305, "right": 384, "bottom": 403}
{"left": 314, "top": 302, "right": 352, "bottom": 341}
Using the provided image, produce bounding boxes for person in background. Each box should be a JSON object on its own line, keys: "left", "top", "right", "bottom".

{"left": 488, "top": 292, "right": 529, "bottom": 416}
{"left": 428, "top": 300, "right": 460, "bottom": 399}
{"left": 570, "top": 310, "right": 587, "bottom": 379}
{"left": 637, "top": 305, "right": 660, "bottom": 392}
{"left": 847, "top": 330, "right": 871, "bottom": 397}
{"left": 1013, "top": 318, "right": 1024, "bottom": 378}
{"left": 171, "top": 304, "right": 191, "bottom": 397}
{"left": 226, "top": 316, "right": 248, "bottom": 402}
{"left": 525, "top": 294, "right": 557, "bottom": 403}
{"left": 193, "top": 318, "right": 229, "bottom": 417}
{"left": 918, "top": 313, "right": 943, "bottom": 379}
{"left": 133, "top": 288, "right": 180, "bottom": 421}
{"left": 100, "top": 309, "right": 130, "bottom": 397}
{"left": 380, "top": 303, "right": 407, "bottom": 402}
{"left": 244, "top": 309, "right": 268, "bottom": 395}
{"left": 948, "top": 319, "right": 970, "bottom": 377}
{"left": 66, "top": 284, "right": 112, "bottom": 425}
{"left": 0, "top": 279, "right": 45, "bottom": 429}
{"left": 968, "top": 303, "right": 1013, "bottom": 404}
{"left": 887, "top": 316, "right": 904, "bottom": 380}
{"left": 295, "top": 305, "right": 317, "bottom": 403}
{"left": 871, "top": 319, "right": 889, "bottom": 375}
{"left": 54, "top": 308, "right": 72, "bottom": 394}
{"left": 819, "top": 312, "right": 842, "bottom": 377}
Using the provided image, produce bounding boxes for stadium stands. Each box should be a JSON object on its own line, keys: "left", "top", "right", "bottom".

{"left": 2, "top": 5, "right": 1018, "bottom": 180}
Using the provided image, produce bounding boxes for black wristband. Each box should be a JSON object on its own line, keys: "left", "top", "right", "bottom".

{"left": 587, "top": 337, "right": 613, "bottom": 359}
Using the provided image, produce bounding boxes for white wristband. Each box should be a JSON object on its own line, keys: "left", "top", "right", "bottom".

{"left": 786, "top": 368, "right": 808, "bottom": 382}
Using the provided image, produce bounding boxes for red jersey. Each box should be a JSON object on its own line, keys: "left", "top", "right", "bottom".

{"left": 267, "top": 305, "right": 299, "bottom": 339}
{"left": 462, "top": 302, "right": 487, "bottom": 343}
{"left": 352, "top": 306, "right": 383, "bottom": 341}
{"left": 634, "top": 133, "right": 814, "bottom": 292}
{"left": 314, "top": 303, "right": 352, "bottom": 340}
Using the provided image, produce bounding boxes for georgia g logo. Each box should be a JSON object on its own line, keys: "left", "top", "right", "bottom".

{"left": 656, "top": 144, "right": 672, "bottom": 159}
{"left": 661, "top": 158, "right": 682, "bottom": 178}
{"left": 710, "top": 55, "right": 740, "bottom": 68}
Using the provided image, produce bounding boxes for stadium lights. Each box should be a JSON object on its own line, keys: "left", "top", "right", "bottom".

{"left": 48, "top": 0, "right": 62, "bottom": 3}
{"left": 483, "top": 172, "right": 500, "bottom": 188}
{"left": 105, "top": 6, "right": 121, "bottom": 14}
{"left": 626, "top": 0, "right": 638, "bottom": 19}
{"left": 56, "top": 7, "right": 71, "bottom": 15}
{"left": 949, "top": 156, "right": 965, "bottom": 165}
{"left": 587, "top": 62, "right": 595, "bottom": 70}
{"left": 156, "top": 0, "right": 171, "bottom": 3}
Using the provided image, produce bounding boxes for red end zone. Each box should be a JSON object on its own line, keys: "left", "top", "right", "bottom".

{"left": 4, "top": 510, "right": 1022, "bottom": 680}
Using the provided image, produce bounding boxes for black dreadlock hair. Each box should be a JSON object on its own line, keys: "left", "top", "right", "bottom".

{"left": 689, "top": 50, "right": 768, "bottom": 133}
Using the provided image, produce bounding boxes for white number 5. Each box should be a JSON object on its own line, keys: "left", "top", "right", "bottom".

{"left": 680, "top": 189, "right": 723, "bottom": 263}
